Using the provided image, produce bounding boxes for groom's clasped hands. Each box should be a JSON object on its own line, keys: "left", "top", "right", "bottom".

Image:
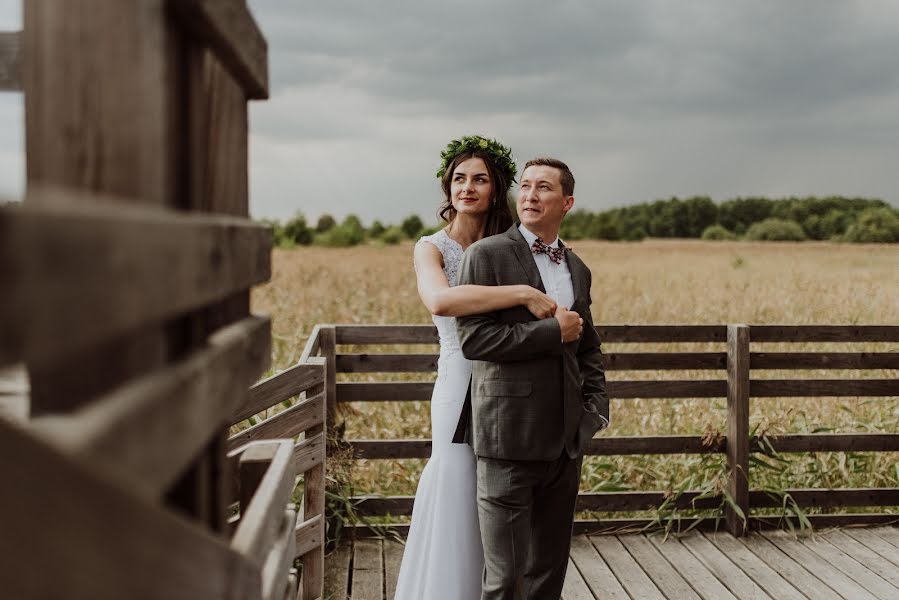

{"left": 555, "top": 304, "right": 584, "bottom": 342}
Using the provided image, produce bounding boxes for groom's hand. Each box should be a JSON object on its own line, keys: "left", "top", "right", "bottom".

{"left": 555, "top": 306, "right": 583, "bottom": 342}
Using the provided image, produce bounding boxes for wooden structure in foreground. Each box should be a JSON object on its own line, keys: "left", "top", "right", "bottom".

{"left": 329, "top": 528, "right": 899, "bottom": 600}
{"left": 0, "top": 1, "right": 325, "bottom": 598}
{"left": 306, "top": 324, "right": 899, "bottom": 536}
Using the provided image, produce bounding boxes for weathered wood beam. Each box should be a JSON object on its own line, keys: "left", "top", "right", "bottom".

{"left": 0, "top": 31, "right": 22, "bottom": 91}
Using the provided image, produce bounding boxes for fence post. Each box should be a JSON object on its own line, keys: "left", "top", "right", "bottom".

{"left": 301, "top": 358, "right": 326, "bottom": 600}
{"left": 319, "top": 325, "right": 338, "bottom": 433}
{"left": 726, "top": 324, "right": 750, "bottom": 536}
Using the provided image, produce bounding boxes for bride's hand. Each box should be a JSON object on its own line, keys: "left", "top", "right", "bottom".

{"left": 523, "top": 287, "right": 557, "bottom": 319}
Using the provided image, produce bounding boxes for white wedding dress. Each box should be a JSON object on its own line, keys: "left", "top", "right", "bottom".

{"left": 393, "top": 229, "right": 484, "bottom": 600}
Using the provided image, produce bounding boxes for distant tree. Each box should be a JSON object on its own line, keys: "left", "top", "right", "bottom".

{"left": 316, "top": 214, "right": 336, "bottom": 233}
{"left": 283, "top": 212, "right": 313, "bottom": 245}
{"left": 701, "top": 224, "right": 737, "bottom": 241}
{"left": 718, "top": 197, "right": 774, "bottom": 235}
{"left": 380, "top": 226, "right": 404, "bottom": 245}
{"left": 368, "top": 220, "right": 387, "bottom": 238}
{"left": 401, "top": 214, "right": 424, "bottom": 239}
{"left": 340, "top": 214, "right": 366, "bottom": 244}
{"left": 820, "top": 209, "right": 853, "bottom": 239}
{"left": 842, "top": 207, "right": 899, "bottom": 243}
{"left": 745, "top": 218, "right": 807, "bottom": 241}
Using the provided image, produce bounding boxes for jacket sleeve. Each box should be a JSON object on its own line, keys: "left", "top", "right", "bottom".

{"left": 455, "top": 245, "right": 562, "bottom": 363}
{"left": 576, "top": 271, "right": 610, "bottom": 424}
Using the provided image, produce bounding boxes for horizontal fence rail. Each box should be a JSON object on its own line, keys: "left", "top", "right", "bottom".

{"left": 322, "top": 323, "right": 899, "bottom": 536}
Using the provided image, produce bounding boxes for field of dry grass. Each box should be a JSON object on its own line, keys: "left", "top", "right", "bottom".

{"left": 252, "top": 239, "right": 899, "bottom": 515}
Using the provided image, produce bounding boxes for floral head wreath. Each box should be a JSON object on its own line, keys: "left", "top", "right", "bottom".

{"left": 436, "top": 135, "right": 517, "bottom": 185}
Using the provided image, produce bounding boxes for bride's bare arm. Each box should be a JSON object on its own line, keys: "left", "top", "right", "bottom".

{"left": 414, "top": 242, "right": 556, "bottom": 318}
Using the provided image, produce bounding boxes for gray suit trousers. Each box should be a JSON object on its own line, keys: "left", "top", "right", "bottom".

{"left": 477, "top": 454, "right": 583, "bottom": 600}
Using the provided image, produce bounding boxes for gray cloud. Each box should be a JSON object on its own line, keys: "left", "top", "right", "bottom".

{"left": 1, "top": 1, "right": 897, "bottom": 222}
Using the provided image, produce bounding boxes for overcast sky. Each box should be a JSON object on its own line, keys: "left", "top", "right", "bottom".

{"left": 2, "top": 0, "right": 898, "bottom": 225}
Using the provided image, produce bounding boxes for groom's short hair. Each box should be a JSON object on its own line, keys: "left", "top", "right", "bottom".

{"left": 523, "top": 157, "right": 575, "bottom": 196}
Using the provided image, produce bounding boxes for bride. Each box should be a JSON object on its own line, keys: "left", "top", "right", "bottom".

{"left": 393, "top": 136, "right": 557, "bottom": 599}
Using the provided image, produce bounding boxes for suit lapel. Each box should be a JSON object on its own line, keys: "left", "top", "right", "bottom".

{"left": 507, "top": 225, "right": 546, "bottom": 293}
{"left": 560, "top": 239, "right": 588, "bottom": 309}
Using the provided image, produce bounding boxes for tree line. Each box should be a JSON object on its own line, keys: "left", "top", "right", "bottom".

{"left": 266, "top": 195, "right": 899, "bottom": 247}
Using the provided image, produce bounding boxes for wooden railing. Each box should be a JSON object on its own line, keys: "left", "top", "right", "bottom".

{"left": 310, "top": 324, "right": 899, "bottom": 537}
{"left": 0, "top": 1, "right": 331, "bottom": 598}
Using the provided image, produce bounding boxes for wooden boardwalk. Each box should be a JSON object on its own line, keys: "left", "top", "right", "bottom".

{"left": 324, "top": 527, "right": 899, "bottom": 599}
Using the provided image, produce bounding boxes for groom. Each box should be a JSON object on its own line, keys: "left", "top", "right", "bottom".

{"left": 453, "top": 157, "right": 609, "bottom": 600}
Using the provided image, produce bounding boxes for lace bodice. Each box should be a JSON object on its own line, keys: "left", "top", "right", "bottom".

{"left": 415, "top": 229, "right": 464, "bottom": 353}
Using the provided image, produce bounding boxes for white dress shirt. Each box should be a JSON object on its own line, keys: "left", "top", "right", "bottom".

{"left": 518, "top": 224, "right": 575, "bottom": 309}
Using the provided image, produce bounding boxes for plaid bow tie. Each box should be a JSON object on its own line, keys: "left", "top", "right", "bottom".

{"left": 532, "top": 237, "right": 565, "bottom": 264}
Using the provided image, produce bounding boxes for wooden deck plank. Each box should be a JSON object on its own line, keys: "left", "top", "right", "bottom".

{"left": 383, "top": 539, "right": 404, "bottom": 600}
{"left": 760, "top": 531, "right": 879, "bottom": 600}
{"left": 561, "top": 557, "right": 595, "bottom": 600}
{"left": 869, "top": 526, "right": 899, "bottom": 550}
{"left": 590, "top": 535, "right": 666, "bottom": 600}
{"left": 843, "top": 528, "right": 899, "bottom": 569}
{"left": 650, "top": 535, "right": 739, "bottom": 600}
{"left": 819, "top": 530, "right": 899, "bottom": 589}
{"left": 679, "top": 533, "right": 771, "bottom": 600}
{"left": 352, "top": 539, "right": 383, "bottom": 600}
{"left": 736, "top": 535, "right": 842, "bottom": 600}
{"left": 568, "top": 535, "right": 630, "bottom": 600}
{"left": 618, "top": 534, "right": 699, "bottom": 599}
{"left": 704, "top": 532, "right": 804, "bottom": 600}
{"left": 323, "top": 543, "right": 352, "bottom": 600}
{"left": 794, "top": 533, "right": 899, "bottom": 599}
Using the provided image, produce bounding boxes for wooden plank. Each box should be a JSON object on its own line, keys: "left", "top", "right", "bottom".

{"left": 704, "top": 532, "right": 804, "bottom": 599}
{"left": 32, "top": 315, "right": 270, "bottom": 499}
{"left": 323, "top": 542, "right": 352, "bottom": 600}
{"left": 759, "top": 531, "right": 879, "bottom": 600}
{"left": 750, "top": 325, "right": 899, "bottom": 342}
{"left": 870, "top": 526, "right": 899, "bottom": 549}
{"left": 335, "top": 324, "right": 438, "bottom": 345}
{"left": 0, "top": 30, "right": 21, "bottom": 91}
{"left": 751, "top": 379, "right": 899, "bottom": 397}
{"left": 679, "top": 532, "right": 770, "bottom": 599}
{"left": 597, "top": 325, "right": 727, "bottom": 342}
{"left": 338, "top": 380, "right": 727, "bottom": 402}
{"left": 819, "top": 530, "right": 899, "bottom": 588}
{"left": 560, "top": 557, "right": 595, "bottom": 600}
{"left": 844, "top": 528, "right": 899, "bottom": 568}
{"left": 0, "top": 198, "right": 271, "bottom": 366}
{"left": 617, "top": 534, "right": 699, "bottom": 599}
{"left": 261, "top": 507, "right": 296, "bottom": 600}
{"left": 606, "top": 352, "right": 727, "bottom": 370}
{"left": 736, "top": 535, "right": 842, "bottom": 600}
{"left": 568, "top": 535, "right": 630, "bottom": 600}
{"left": 293, "top": 432, "right": 325, "bottom": 476}
{"left": 352, "top": 539, "right": 384, "bottom": 600}
{"left": 793, "top": 532, "right": 899, "bottom": 598}
{"left": 301, "top": 411, "right": 326, "bottom": 600}
{"left": 299, "top": 326, "right": 323, "bottom": 362}
{"left": 589, "top": 535, "right": 665, "bottom": 599}
{"left": 383, "top": 539, "right": 405, "bottom": 600}
{"left": 349, "top": 439, "right": 432, "bottom": 459}
{"left": 294, "top": 514, "right": 323, "bottom": 559}
{"left": 229, "top": 393, "right": 325, "bottom": 450}
{"left": 726, "top": 324, "right": 750, "bottom": 536}
{"left": 232, "top": 440, "right": 296, "bottom": 561}
{"left": 337, "top": 353, "right": 439, "bottom": 373}
{"left": 173, "top": 0, "right": 268, "bottom": 99}
{"left": 650, "top": 535, "right": 739, "bottom": 600}
{"left": 587, "top": 435, "right": 725, "bottom": 455}
{"left": 759, "top": 433, "right": 899, "bottom": 453}
{"left": 320, "top": 326, "right": 338, "bottom": 433}
{"left": 0, "top": 418, "right": 260, "bottom": 599}
{"left": 751, "top": 352, "right": 899, "bottom": 370}
{"left": 235, "top": 364, "right": 325, "bottom": 423}
{"left": 750, "top": 488, "right": 899, "bottom": 509}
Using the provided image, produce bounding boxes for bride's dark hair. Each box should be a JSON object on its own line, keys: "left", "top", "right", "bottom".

{"left": 438, "top": 149, "right": 515, "bottom": 238}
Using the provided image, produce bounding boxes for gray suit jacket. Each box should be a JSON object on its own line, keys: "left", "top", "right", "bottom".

{"left": 452, "top": 224, "right": 609, "bottom": 461}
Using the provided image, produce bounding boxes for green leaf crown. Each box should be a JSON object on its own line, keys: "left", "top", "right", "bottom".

{"left": 436, "top": 135, "right": 517, "bottom": 186}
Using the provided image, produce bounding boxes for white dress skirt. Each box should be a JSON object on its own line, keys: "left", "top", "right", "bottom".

{"left": 393, "top": 230, "right": 484, "bottom": 600}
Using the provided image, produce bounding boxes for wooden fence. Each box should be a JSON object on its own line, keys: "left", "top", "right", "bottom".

{"left": 0, "top": 1, "right": 324, "bottom": 598}
{"left": 307, "top": 324, "right": 899, "bottom": 538}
